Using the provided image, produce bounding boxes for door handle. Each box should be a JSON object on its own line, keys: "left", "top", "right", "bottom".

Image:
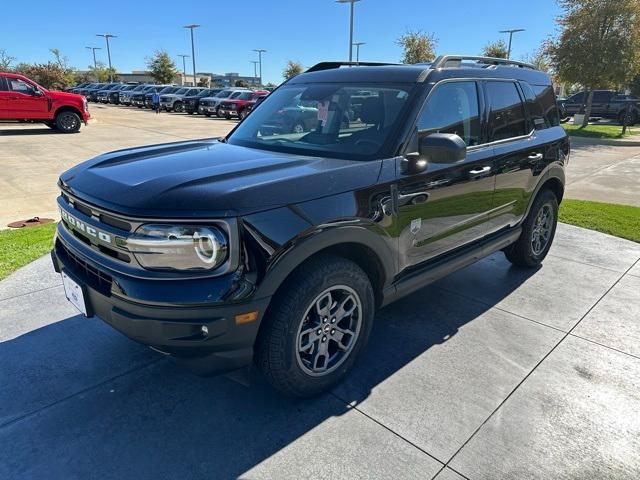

{"left": 469, "top": 166, "right": 491, "bottom": 175}
{"left": 528, "top": 153, "right": 543, "bottom": 161}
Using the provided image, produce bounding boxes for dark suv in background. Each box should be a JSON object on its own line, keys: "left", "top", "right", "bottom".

{"left": 52, "top": 56, "right": 568, "bottom": 398}
{"left": 184, "top": 88, "right": 224, "bottom": 114}
{"left": 558, "top": 90, "right": 639, "bottom": 125}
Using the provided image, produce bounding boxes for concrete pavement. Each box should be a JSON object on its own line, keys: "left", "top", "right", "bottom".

{"left": 1, "top": 223, "right": 639, "bottom": 479}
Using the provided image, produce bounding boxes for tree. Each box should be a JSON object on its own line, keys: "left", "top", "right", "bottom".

{"left": 14, "top": 62, "right": 73, "bottom": 89}
{"left": 282, "top": 60, "right": 303, "bottom": 80}
{"left": 630, "top": 75, "right": 640, "bottom": 97}
{"left": 521, "top": 46, "right": 551, "bottom": 72}
{"left": 396, "top": 30, "right": 437, "bottom": 64}
{"left": 546, "top": 0, "right": 640, "bottom": 127}
{"left": 197, "top": 77, "right": 209, "bottom": 87}
{"left": 0, "top": 48, "right": 16, "bottom": 70}
{"left": 146, "top": 50, "right": 178, "bottom": 84}
{"left": 265, "top": 82, "right": 278, "bottom": 89}
{"left": 88, "top": 62, "right": 117, "bottom": 82}
{"left": 49, "top": 48, "right": 75, "bottom": 86}
{"left": 481, "top": 39, "right": 508, "bottom": 59}
{"left": 234, "top": 79, "right": 249, "bottom": 87}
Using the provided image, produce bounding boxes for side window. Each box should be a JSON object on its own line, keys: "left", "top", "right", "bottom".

{"left": 417, "top": 81, "right": 480, "bottom": 146}
{"left": 592, "top": 91, "right": 612, "bottom": 103}
{"left": 0, "top": 77, "right": 8, "bottom": 91}
{"left": 532, "top": 85, "right": 560, "bottom": 127}
{"left": 486, "top": 81, "right": 527, "bottom": 141}
{"left": 519, "top": 81, "right": 544, "bottom": 131}
{"left": 8, "top": 78, "right": 34, "bottom": 94}
{"left": 568, "top": 92, "right": 585, "bottom": 104}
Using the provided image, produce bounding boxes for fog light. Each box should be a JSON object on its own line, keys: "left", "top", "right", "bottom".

{"left": 201, "top": 325, "right": 209, "bottom": 336}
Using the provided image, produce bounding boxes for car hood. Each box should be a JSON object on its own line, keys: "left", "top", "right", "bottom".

{"left": 59, "top": 140, "right": 382, "bottom": 218}
{"left": 48, "top": 90, "right": 85, "bottom": 102}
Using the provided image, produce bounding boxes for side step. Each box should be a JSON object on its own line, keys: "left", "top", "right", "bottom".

{"left": 382, "top": 227, "right": 521, "bottom": 306}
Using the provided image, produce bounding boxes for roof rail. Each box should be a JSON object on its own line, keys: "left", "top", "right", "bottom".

{"left": 431, "top": 55, "right": 536, "bottom": 70}
{"left": 306, "top": 61, "right": 399, "bottom": 73}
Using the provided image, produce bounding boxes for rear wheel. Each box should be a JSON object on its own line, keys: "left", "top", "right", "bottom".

{"left": 174, "top": 101, "right": 183, "bottom": 113}
{"left": 504, "top": 189, "right": 558, "bottom": 267}
{"left": 54, "top": 111, "right": 81, "bottom": 133}
{"left": 255, "top": 255, "right": 374, "bottom": 397}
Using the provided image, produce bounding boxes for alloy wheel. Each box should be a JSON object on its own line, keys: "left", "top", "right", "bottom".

{"left": 531, "top": 204, "right": 553, "bottom": 256}
{"left": 295, "top": 285, "right": 362, "bottom": 377}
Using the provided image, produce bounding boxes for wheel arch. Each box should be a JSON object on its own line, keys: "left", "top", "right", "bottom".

{"left": 253, "top": 225, "right": 395, "bottom": 309}
{"left": 53, "top": 105, "right": 83, "bottom": 119}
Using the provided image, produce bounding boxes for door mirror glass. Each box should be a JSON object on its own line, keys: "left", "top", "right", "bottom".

{"left": 419, "top": 133, "right": 467, "bottom": 164}
{"left": 31, "top": 87, "right": 43, "bottom": 96}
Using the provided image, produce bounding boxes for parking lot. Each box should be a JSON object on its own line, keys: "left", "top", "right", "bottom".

{"left": 0, "top": 103, "right": 236, "bottom": 228}
{"left": 1, "top": 223, "right": 639, "bottom": 479}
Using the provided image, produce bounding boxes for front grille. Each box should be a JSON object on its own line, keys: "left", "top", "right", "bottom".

{"left": 57, "top": 239, "right": 113, "bottom": 296}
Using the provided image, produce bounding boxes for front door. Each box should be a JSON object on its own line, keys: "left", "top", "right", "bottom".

{"left": 5, "top": 77, "right": 49, "bottom": 119}
{"left": 395, "top": 80, "right": 495, "bottom": 272}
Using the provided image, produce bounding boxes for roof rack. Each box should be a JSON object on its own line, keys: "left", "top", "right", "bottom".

{"left": 305, "top": 61, "right": 399, "bottom": 73}
{"left": 431, "top": 55, "right": 536, "bottom": 70}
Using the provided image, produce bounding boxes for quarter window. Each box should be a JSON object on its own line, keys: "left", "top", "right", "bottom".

{"left": 487, "top": 81, "right": 528, "bottom": 141}
{"left": 417, "top": 81, "right": 480, "bottom": 146}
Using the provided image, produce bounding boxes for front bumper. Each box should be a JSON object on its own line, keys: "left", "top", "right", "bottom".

{"left": 51, "top": 230, "right": 271, "bottom": 376}
{"left": 219, "top": 108, "right": 238, "bottom": 118}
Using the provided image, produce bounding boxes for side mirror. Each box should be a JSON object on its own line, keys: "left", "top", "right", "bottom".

{"left": 31, "top": 88, "right": 43, "bottom": 97}
{"left": 418, "top": 133, "right": 466, "bottom": 164}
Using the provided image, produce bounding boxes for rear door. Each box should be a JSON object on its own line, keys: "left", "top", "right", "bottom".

{"left": 563, "top": 92, "right": 585, "bottom": 115}
{"left": 395, "top": 80, "right": 496, "bottom": 270}
{"left": 5, "top": 77, "right": 49, "bottom": 119}
{"left": 591, "top": 91, "right": 613, "bottom": 117}
{"left": 485, "top": 80, "right": 549, "bottom": 233}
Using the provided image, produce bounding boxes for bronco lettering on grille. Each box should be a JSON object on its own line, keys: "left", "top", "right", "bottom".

{"left": 60, "top": 209, "right": 113, "bottom": 245}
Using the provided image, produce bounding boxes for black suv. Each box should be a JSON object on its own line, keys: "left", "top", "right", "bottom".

{"left": 558, "top": 90, "right": 639, "bottom": 125}
{"left": 52, "top": 56, "right": 568, "bottom": 397}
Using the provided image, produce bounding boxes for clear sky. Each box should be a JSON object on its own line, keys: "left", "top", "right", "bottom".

{"left": 1, "top": 0, "right": 562, "bottom": 84}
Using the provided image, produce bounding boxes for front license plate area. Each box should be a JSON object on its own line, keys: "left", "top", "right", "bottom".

{"left": 61, "top": 270, "right": 90, "bottom": 316}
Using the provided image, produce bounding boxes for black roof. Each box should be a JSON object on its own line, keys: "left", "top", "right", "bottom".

{"left": 292, "top": 57, "right": 552, "bottom": 87}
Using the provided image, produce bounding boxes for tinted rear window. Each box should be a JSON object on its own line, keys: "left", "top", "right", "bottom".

{"left": 531, "top": 85, "right": 560, "bottom": 128}
{"left": 487, "top": 81, "right": 528, "bottom": 141}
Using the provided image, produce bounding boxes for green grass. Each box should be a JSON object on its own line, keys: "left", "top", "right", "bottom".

{"left": 559, "top": 200, "right": 640, "bottom": 243}
{"left": 0, "top": 223, "right": 57, "bottom": 281}
{"left": 562, "top": 123, "right": 634, "bottom": 139}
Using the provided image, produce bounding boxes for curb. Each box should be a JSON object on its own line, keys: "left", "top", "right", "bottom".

{"left": 568, "top": 135, "right": 640, "bottom": 147}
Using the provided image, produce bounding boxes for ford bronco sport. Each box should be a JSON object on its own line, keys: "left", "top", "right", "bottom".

{"left": 52, "top": 56, "right": 568, "bottom": 397}
{"left": 0, "top": 72, "right": 90, "bottom": 133}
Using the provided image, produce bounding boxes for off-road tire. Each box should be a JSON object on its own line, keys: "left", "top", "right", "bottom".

{"left": 255, "top": 254, "right": 375, "bottom": 397}
{"left": 504, "top": 189, "right": 558, "bottom": 267}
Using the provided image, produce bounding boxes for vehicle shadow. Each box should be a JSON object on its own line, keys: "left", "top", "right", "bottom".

{"left": 0, "top": 127, "right": 60, "bottom": 136}
{"left": 0, "top": 253, "right": 538, "bottom": 479}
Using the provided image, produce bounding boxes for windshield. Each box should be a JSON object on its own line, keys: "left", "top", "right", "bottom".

{"left": 236, "top": 91, "right": 253, "bottom": 100}
{"left": 229, "top": 91, "right": 244, "bottom": 99}
{"left": 173, "top": 88, "right": 189, "bottom": 95}
{"left": 159, "top": 86, "right": 176, "bottom": 94}
{"left": 227, "top": 83, "right": 412, "bottom": 160}
{"left": 215, "top": 90, "right": 233, "bottom": 98}
{"left": 198, "top": 89, "right": 212, "bottom": 97}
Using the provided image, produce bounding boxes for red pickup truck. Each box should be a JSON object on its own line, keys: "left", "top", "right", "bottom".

{"left": 0, "top": 72, "right": 90, "bottom": 133}
{"left": 218, "top": 90, "right": 269, "bottom": 120}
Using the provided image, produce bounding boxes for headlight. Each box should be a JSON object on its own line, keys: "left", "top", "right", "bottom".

{"left": 127, "top": 224, "right": 228, "bottom": 271}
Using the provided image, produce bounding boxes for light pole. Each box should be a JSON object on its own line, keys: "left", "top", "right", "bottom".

{"left": 178, "top": 54, "right": 189, "bottom": 85}
{"left": 183, "top": 24, "right": 200, "bottom": 86}
{"left": 85, "top": 46, "right": 101, "bottom": 69}
{"left": 337, "top": 0, "right": 361, "bottom": 62}
{"left": 251, "top": 60, "right": 259, "bottom": 85}
{"left": 353, "top": 42, "right": 365, "bottom": 63}
{"left": 253, "top": 49, "right": 266, "bottom": 86}
{"left": 96, "top": 34, "right": 117, "bottom": 81}
{"left": 499, "top": 28, "right": 525, "bottom": 59}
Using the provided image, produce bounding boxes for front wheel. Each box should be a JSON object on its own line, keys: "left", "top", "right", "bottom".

{"left": 55, "top": 111, "right": 81, "bottom": 133}
{"left": 255, "top": 255, "right": 374, "bottom": 397}
{"left": 504, "top": 189, "right": 558, "bottom": 267}
{"left": 173, "top": 101, "right": 183, "bottom": 113}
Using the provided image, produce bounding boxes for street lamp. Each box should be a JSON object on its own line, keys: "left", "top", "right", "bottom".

{"left": 253, "top": 49, "right": 266, "bottom": 86}
{"left": 499, "top": 28, "right": 525, "bottom": 59}
{"left": 251, "top": 60, "right": 259, "bottom": 85}
{"left": 353, "top": 42, "right": 365, "bottom": 63}
{"left": 183, "top": 24, "right": 200, "bottom": 86}
{"left": 178, "top": 54, "right": 190, "bottom": 85}
{"left": 96, "top": 34, "right": 117, "bottom": 81}
{"left": 85, "top": 46, "right": 101, "bottom": 69}
{"left": 336, "top": 0, "right": 361, "bottom": 62}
